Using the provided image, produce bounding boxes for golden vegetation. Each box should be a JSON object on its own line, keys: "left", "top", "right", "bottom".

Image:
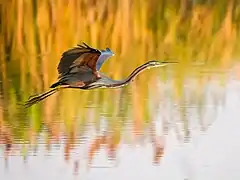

{"left": 0, "top": 0, "right": 239, "bottom": 166}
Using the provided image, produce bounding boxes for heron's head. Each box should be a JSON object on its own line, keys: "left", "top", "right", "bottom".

{"left": 146, "top": 60, "right": 178, "bottom": 67}
{"left": 142, "top": 60, "right": 178, "bottom": 70}
{"left": 145, "top": 60, "right": 178, "bottom": 68}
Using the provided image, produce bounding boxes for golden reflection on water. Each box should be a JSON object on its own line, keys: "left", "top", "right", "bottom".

{"left": 0, "top": 70, "right": 229, "bottom": 169}
{"left": 0, "top": 0, "right": 239, "bottom": 175}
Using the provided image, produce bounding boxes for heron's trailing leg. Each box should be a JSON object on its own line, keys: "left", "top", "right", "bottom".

{"left": 24, "top": 85, "right": 69, "bottom": 108}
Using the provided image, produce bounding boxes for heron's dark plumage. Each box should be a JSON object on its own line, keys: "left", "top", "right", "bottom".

{"left": 57, "top": 42, "right": 101, "bottom": 77}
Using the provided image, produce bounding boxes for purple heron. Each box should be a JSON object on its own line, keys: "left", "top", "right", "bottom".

{"left": 24, "top": 42, "right": 177, "bottom": 107}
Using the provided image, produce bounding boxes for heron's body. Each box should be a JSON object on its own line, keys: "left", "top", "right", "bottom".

{"left": 24, "top": 42, "right": 177, "bottom": 107}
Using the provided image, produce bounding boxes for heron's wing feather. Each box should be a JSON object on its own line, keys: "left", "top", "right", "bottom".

{"left": 69, "top": 52, "right": 100, "bottom": 72}
{"left": 57, "top": 43, "right": 101, "bottom": 76}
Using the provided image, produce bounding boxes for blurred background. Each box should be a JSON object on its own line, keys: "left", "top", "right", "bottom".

{"left": 0, "top": 0, "right": 240, "bottom": 178}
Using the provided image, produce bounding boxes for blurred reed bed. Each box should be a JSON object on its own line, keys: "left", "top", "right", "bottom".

{"left": 0, "top": 0, "right": 238, "bottom": 165}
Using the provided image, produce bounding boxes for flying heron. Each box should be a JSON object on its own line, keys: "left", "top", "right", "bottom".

{"left": 24, "top": 42, "right": 177, "bottom": 107}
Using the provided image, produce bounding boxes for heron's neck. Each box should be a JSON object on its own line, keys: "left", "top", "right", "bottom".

{"left": 110, "top": 63, "right": 151, "bottom": 88}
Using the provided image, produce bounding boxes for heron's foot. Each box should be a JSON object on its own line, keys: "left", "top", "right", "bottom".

{"left": 73, "top": 81, "right": 85, "bottom": 88}
{"left": 94, "top": 71, "right": 101, "bottom": 79}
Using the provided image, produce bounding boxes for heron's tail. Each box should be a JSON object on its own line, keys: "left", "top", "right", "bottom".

{"left": 24, "top": 88, "right": 60, "bottom": 108}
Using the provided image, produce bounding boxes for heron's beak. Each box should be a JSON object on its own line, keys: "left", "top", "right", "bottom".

{"left": 160, "top": 61, "right": 178, "bottom": 64}
{"left": 154, "top": 61, "right": 178, "bottom": 67}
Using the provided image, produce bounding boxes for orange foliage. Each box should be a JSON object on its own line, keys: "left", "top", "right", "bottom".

{"left": 64, "top": 130, "right": 76, "bottom": 162}
{"left": 88, "top": 135, "right": 107, "bottom": 165}
{"left": 107, "top": 134, "right": 118, "bottom": 160}
{"left": 152, "top": 136, "right": 165, "bottom": 164}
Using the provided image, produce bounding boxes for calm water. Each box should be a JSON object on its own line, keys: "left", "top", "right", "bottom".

{"left": 1, "top": 59, "right": 240, "bottom": 180}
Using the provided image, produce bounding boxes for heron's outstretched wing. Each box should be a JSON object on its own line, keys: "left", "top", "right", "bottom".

{"left": 57, "top": 42, "right": 101, "bottom": 77}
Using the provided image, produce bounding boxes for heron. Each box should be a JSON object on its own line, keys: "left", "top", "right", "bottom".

{"left": 24, "top": 42, "right": 177, "bottom": 108}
